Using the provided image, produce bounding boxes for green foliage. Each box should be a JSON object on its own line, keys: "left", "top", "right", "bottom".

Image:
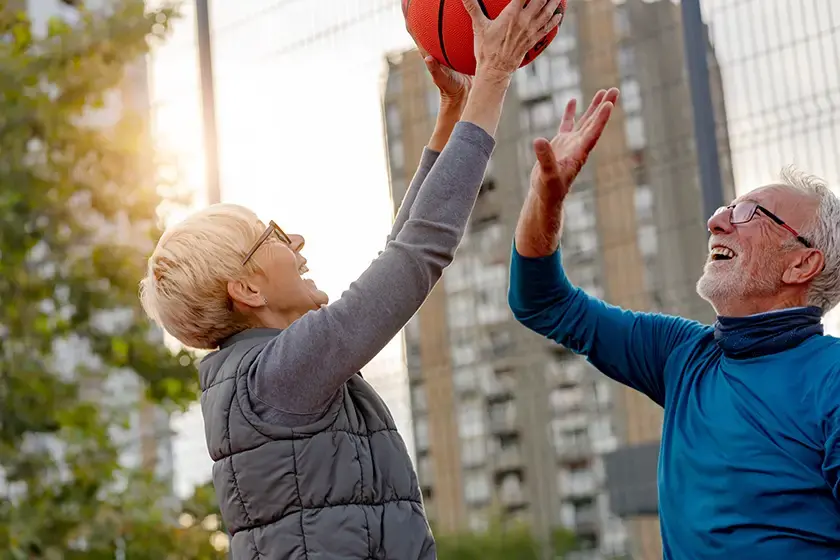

{"left": 435, "top": 521, "right": 579, "bottom": 560}
{"left": 0, "top": 0, "right": 220, "bottom": 557}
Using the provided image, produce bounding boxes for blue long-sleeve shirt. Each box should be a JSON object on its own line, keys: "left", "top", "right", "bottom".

{"left": 508, "top": 246, "right": 840, "bottom": 559}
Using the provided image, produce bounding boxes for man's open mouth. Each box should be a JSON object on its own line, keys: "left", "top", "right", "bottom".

{"left": 709, "top": 246, "right": 736, "bottom": 261}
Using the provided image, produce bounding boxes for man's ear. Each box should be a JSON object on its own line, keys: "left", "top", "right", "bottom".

{"left": 227, "top": 279, "right": 265, "bottom": 309}
{"left": 783, "top": 248, "right": 825, "bottom": 285}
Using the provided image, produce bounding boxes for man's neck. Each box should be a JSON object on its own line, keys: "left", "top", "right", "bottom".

{"left": 714, "top": 295, "right": 807, "bottom": 318}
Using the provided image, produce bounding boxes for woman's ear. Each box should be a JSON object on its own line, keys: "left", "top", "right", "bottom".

{"left": 227, "top": 279, "right": 266, "bottom": 309}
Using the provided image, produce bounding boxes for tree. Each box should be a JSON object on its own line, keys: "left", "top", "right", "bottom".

{"left": 0, "top": 1, "right": 221, "bottom": 557}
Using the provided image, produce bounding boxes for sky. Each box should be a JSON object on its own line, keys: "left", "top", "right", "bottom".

{"left": 148, "top": 0, "right": 840, "bottom": 497}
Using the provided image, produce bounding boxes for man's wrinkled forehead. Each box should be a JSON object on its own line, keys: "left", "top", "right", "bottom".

{"left": 733, "top": 184, "right": 817, "bottom": 228}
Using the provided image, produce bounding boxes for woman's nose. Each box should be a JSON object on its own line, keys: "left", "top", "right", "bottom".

{"left": 289, "top": 234, "right": 305, "bottom": 252}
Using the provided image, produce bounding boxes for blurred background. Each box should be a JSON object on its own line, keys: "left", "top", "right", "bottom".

{"left": 2, "top": 0, "right": 839, "bottom": 558}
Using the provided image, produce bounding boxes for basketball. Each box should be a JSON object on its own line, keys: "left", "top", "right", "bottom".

{"left": 403, "top": 0, "right": 566, "bottom": 76}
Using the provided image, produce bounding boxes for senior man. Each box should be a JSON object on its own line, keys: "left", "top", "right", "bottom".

{"left": 509, "top": 88, "right": 840, "bottom": 558}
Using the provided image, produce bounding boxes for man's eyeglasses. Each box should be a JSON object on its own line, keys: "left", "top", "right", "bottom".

{"left": 242, "top": 220, "right": 294, "bottom": 265}
{"left": 712, "top": 201, "right": 811, "bottom": 248}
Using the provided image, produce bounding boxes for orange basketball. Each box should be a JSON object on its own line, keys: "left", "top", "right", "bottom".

{"left": 403, "top": 0, "right": 566, "bottom": 76}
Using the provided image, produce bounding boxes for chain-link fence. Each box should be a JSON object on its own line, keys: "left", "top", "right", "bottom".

{"left": 151, "top": 1, "right": 840, "bottom": 558}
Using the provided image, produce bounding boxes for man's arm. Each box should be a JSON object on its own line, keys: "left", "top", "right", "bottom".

{"left": 821, "top": 370, "right": 840, "bottom": 502}
{"left": 509, "top": 246, "right": 706, "bottom": 406}
{"left": 511, "top": 89, "right": 707, "bottom": 406}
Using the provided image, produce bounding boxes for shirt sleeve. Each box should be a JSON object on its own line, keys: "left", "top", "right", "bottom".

{"left": 821, "top": 370, "right": 840, "bottom": 501}
{"left": 508, "top": 243, "right": 708, "bottom": 406}
{"left": 247, "top": 122, "right": 495, "bottom": 421}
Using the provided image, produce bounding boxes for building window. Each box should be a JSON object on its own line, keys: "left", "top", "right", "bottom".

{"left": 412, "top": 384, "right": 427, "bottom": 413}
{"left": 453, "top": 366, "right": 478, "bottom": 393}
{"left": 634, "top": 184, "right": 654, "bottom": 222}
{"left": 618, "top": 46, "right": 635, "bottom": 78}
{"left": 563, "top": 192, "right": 597, "bottom": 232}
{"left": 386, "top": 103, "right": 401, "bottom": 137}
{"left": 637, "top": 224, "right": 657, "bottom": 257}
{"left": 620, "top": 78, "right": 642, "bottom": 114}
{"left": 458, "top": 399, "right": 486, "bottom": 439}
{"left": 389, "top": 138, "right": 405, "bottom": 170}
{"left": 613, "top": 5, "right": 630, "bottom": 37}
{"left": 553, "top": 87, "right": 583, "bottom": 115}
{"left": 549, "top": 55, "right": 579, "bottom": 90}
{"left": 451, "top": 337, "right": 479, "bottom": 367}
{"left": 417, "top": 454, "right": 434, "bottom": 485}
{"left": 464, "top": 472, "right": 491, "bottom": 504}
{"left": 461, "top": 436, "right": 487, "bottom": 467}
{"left": 415, "top": 417, "right": 429, "bottom": 451}
{"left": 549, "top": 17, "right": 577, "bottom": 53}
{"left": 528, "top": 98, "right": 555, "bottom": 130}
{"left": 427, "top": 87, "right": 439, "bottom": 117}
{"left": 387, "top": 67, "right": 402, "bottom": 95}
{"left": 624, "top": 114, "right": 646, "bottom": 151}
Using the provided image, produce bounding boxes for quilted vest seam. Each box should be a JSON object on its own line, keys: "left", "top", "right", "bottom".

{"left": 290, "top": 436, "right": 310, "bottom": 559}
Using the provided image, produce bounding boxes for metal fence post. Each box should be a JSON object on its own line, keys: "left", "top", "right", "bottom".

{"left": 681, "top": 0, "right": 725, "bottom": 219}
{"left": 196, "top": 0, "right": 222, "bottom": 205}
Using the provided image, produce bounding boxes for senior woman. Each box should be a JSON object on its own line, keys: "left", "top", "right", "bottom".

{"left": 140, "top": 1, "right": 572, "bottom": 557}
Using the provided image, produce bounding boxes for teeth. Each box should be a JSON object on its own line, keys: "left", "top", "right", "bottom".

{"left": 710, "top": 247, "right": 735, "bottom": 259}
{"left": 298, "top": 265, "right": 309, "bottom": 275}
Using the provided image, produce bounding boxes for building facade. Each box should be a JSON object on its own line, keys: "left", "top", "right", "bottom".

{"left": 382, "top": 0, "right": 734, "bottom": 558}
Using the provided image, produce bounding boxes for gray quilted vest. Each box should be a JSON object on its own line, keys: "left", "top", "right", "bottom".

{"left": 199, "top": 329, "right": 436, "bottom": 559}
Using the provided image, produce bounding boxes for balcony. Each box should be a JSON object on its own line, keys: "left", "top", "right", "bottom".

{"left": 486, "top": 375, "right": 515, "bottom": 402}
{"left": 500, "top": 487, "right": 528, "bottom": 508}
{"left": 562, "top": 474, "right": 599, "bottom": 499}
{"left": 494, "top": 447, "right": 523, "bottom": 474}
{"left": 555, "top": 438, "right": 591, "bottom": 462}
{"left": 574, "top": 507, "right": 600, "bottom": 533}
{"left": 489, "top": 405, "right": 518, "bottom": 435}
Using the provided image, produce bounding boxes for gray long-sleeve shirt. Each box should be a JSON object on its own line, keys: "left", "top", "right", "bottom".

{"left": 247, "top": 121, "right": 495, "bottom": 427}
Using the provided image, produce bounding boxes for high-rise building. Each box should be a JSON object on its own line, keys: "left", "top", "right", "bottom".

{"left": 382, "top": 0, "right": 734, "bottom": 558}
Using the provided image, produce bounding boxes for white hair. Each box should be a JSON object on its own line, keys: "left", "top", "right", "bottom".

{"left": 779, "top": 166, "right": 840, "bottom": 314}
{"left": 139, "top": 203, "right": 265, "bottom": 349}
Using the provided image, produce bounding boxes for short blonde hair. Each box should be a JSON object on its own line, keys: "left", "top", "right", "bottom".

{"left": 140, "top": 203, "right": 264, "bottom": 349}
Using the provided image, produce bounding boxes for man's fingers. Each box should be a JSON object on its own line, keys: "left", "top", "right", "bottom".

{"left": 580, "top": 87, "right": 619, "bottom": 129}
{"left": 579, "top": 102, "right": 614, "bottom": 153}
{"left": 579, "top": 89, "right": 606, "bottom": 125}
{"left": 603, "top": 87, "right": 620, "bottom": 106}
{"left": 534, "top": 138, "right": 560, "bottom": 176}
{"left": 462, "top": 0, "right": 487, "bottom": 22}
{"left": 558, "top": 98, "right": 576, "bottom": 134}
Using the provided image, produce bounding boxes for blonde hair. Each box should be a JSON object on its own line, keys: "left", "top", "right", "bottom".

{"left": 140, "top": 203, "right": 264, "bottom": 349}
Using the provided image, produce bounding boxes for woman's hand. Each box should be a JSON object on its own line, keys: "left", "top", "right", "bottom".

{"left": 463, "top": 0, "right": 565, "bottom": 81}
{"left": 423, "top": 54, "right": 471, "bottom": 110}
{"left": 420, "top": 49, "right": 472, "bottom": 151}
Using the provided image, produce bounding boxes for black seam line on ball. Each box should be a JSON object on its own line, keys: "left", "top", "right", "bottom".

{"left": 438, "top": 0, "right": 454, "bottom": 68}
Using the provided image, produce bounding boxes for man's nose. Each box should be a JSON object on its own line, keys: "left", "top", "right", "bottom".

{"left": 707, "top": 208, "right": 735, "bottom": 235}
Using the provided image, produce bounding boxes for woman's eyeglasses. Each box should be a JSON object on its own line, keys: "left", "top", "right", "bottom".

{"left": 242, "top": 221, "right": 294, "bottom": 265}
